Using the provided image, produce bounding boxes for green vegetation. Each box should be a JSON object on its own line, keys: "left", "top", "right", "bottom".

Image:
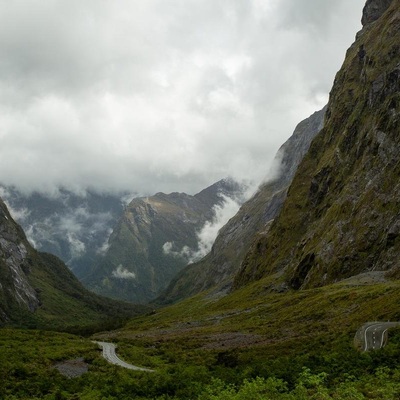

{"left": 84, "top": 180, "right": 243, "bottom": 304}
{"left": 2, "top": 3, "right": 400, "bottom": 399}
{"left": 2, "top": 328, "right": 400, "bottom": 400}
{"left": 3, "top": 277, "right": 400, "bottom": 399}
{"left": 3, "top": 251, "right": 150, "bottom": 334}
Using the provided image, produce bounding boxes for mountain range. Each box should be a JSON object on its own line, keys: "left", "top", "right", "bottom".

{"left": 1, "top": 180, "right": 246, "bottom": 304}
{"left": 0, "top": 187, "right": 127, "bottom": 278}
{"left": 0, "top": 0, "right": 397, "bottom": 325}
{"left": 83, "top": 179, "right": 246, "bottom": 303}
{"left": 2, "top": 1, "right": 400, "bottom": 398}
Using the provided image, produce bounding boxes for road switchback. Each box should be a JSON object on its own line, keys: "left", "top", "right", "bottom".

{"left": 355, "top": 322, "right": 400, "bottom": 351}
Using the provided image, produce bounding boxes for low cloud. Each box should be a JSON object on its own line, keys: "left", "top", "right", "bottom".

{"left": 120, "top": 193, "right": 138, "bottom": 207}
{"left": 66, "top": 233, "right": 86, "bottom": 259}
{"left": 4, "top": 203, "right": 31, "bottom": 223}
{"left": 0, "top": 0, "right": 365, "bottom": 196}
{"left": 1, "top": 187, "right": 31, "bottom": 222}
{"left": 162, "top": 241, "right": 192, "bottom": 259}
{"left": 112, "top": 265, "right": 136, "bottom": 280}
{"left": 191, "top": 195, "right": 241, "bottom": 261}
{"left": 0, "top": 188, "right": 122, "bottom": 268}
{"left": 162, "top": 193, "right": 242, "bottom": 263}
{"left": 96, "top": 229, "right": 112, "bottom": 255}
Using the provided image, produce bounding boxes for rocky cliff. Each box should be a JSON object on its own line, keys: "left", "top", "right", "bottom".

{"left": 157, "top": 107, "right": 326, "bottom": 304}
{"left": 235, "top": 0, "right": 399, "bottom": 290}
{"left": 83, "top": 179, "right": 245, "bottom": 303}
{"left": 0, "top": 199, "right": 39, "bottom": 320}
{"left": 362, "top": 0, "right": 393, "bottom": 25}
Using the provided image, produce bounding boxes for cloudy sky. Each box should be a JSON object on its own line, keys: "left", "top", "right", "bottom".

{"left": 0, "top": 0, "right": 366, "bottom": 196}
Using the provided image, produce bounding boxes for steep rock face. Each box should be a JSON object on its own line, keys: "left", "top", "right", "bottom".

{"left": 235, "top": 0, "right": 400, "bottom": 290}
{"left": 362, "top": 0, "right": 394, "bottom": 25}
{"left": 0, "top": 199, "right": 39, "bottom": 318}
{"left": 84, "top": 179, "right": 245, "bottom": 304}
{"left": 0, "top": 197, "right": 147, "bottom": 328}
{"left": 157, "top": 107, "right": 326, "bottom": 304}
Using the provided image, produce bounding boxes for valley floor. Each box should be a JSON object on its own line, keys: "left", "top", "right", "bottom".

{"left": 2, "top": 276, "right": 400, "bottom": 399}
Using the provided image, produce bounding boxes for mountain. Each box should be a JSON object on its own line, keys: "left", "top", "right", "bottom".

{"left": 235, "top": 0, "right": 400, "bottom": 290}
{"left": 0, "top": 187, "right": 127, "bottom": 279}
{"left": 157, "top": 107, "right": 326, "bottom": 304}
{"left": 0, "top": 197, "right": 148, "bottom": 331}
{"left": 83, "top": 179, "right": 246, "bottom": 304}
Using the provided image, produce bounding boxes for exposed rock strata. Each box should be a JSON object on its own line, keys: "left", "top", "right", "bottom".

{"left": 362, "top": 0, "right": 394, "bottom": 26}
{"left": 0, "top": 199, "right": 39, "bottom": 314}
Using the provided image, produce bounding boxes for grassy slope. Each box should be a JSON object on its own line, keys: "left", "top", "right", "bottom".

{"left": 95, "top": 275, "right": 400, "bottom": 365}
{"left": 4, "top": 277, "right": 400, "bottom": 399}
{"left": 7, "top": 250, "right": 150, "bottom": 333}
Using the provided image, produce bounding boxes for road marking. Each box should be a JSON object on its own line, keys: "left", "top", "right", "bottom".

{"left": 364, "top": 324, "right": 379, "bottom": 351}
{"left": 361, "top": 322, "right": 400, "bottom": 352}
{"left": 381, "top": 329, "right": 388, "bottom": 349}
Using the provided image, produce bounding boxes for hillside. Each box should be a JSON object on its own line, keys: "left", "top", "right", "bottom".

{"left": 83, "top": 179, "right": 245, "bottom": 304}
{"left": 0, "top": 197, "right": 148, "bottom": 331}
{"left": 3, "top": 1, "right": 400, "bottom": 399}
{"left": 235, "top": 0, "right": 400, "bottom": 290}
{"left": 157, "top": 107, "right": 326, "bottom": 304}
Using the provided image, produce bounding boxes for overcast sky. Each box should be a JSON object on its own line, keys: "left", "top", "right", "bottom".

{"left": 0, "top": 0, "right": 366, "bottom": 196}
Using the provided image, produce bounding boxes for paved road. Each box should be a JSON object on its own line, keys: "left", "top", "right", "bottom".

{"left": 357, "top": 322, "right": 400, "bottom": 351}
{"left": 94, "top": 341, "right": 154, "bottom": 372}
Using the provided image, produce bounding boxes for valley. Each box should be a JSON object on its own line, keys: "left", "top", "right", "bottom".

{"left": 3, "top": 276, "right": 400, "bottom": 398}
{"left": 0, "top": 0, "right": 399, "bottom": 399}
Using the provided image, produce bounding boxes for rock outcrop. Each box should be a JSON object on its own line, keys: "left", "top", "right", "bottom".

{"left": 0, "top": 199, "right": 39, "bottom": 316}
{"left": 362, "top": 0, "right": 394, "bottom": 26}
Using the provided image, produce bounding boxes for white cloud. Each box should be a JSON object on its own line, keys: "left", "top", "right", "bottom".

{"left": 0, "top": 0, "right": 365, "bottom": 196}
{"left": 66, "top": 233, "right": 86, "bottom": 259}
{"left": 112, "top": 265, "right": 136, "bottom": 280}
{"left": 3, "top": 203, "right": 31, "bottom": 223}
{"left": 191, "top": 195, "right": 241, "bottom": 261}
{"left": 162, "top": 193, "right": 242, "bottom": 263}
{"left": 162, "top": 241, "right": 192, "bottom": 259}
{"left": 96, "top": 228, "right": 112, "bottom": 255}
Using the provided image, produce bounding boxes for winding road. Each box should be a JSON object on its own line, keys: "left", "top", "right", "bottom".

{"left": 356, "top": 322, "right": 400, "bottom": 351}
{"left": 94, "top": 341, "right": 154, "bottom": 372}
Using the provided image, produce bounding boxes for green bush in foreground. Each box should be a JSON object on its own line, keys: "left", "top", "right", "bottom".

{"left": 197, "top": 367, "right": 400, "bottom": 400}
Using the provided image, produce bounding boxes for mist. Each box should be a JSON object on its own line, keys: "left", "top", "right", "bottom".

{"left": 163, "top": 194, "right": 242, "bottom": 263}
